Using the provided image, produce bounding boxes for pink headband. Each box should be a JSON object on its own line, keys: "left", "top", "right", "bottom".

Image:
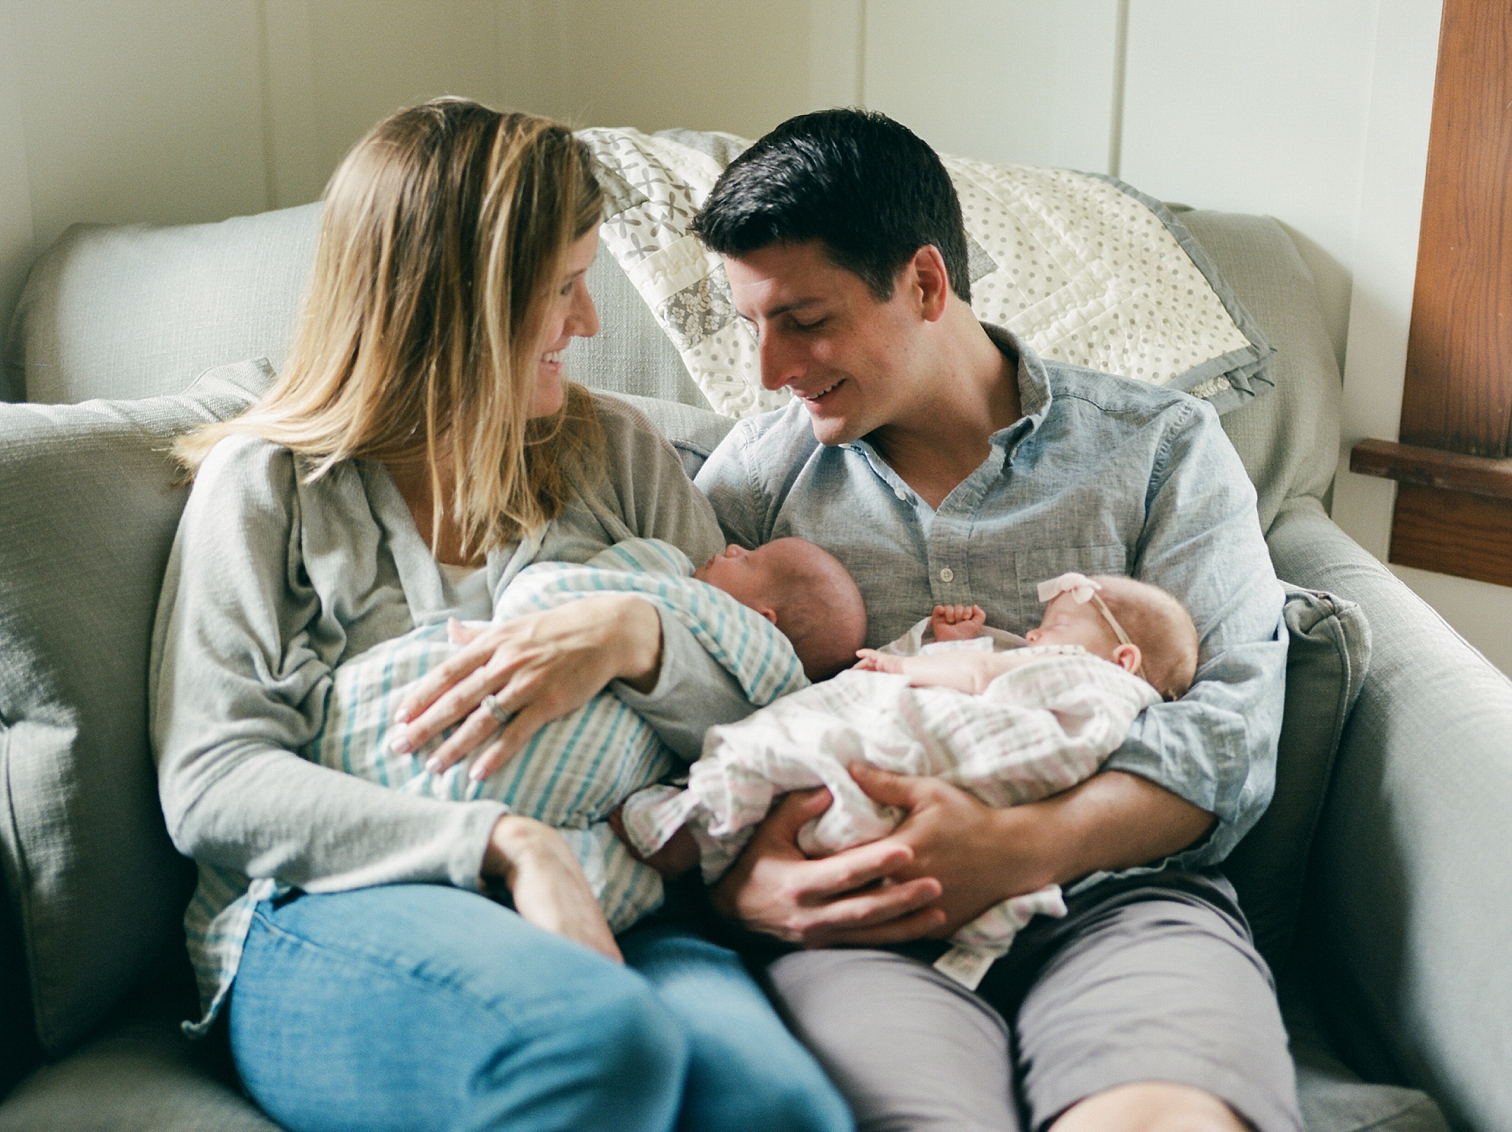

{"left": 1036, "top": 572, "right": 1142, "bottom": 674}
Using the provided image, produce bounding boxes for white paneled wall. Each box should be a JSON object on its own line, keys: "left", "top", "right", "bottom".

{"left": 1119, "top": 0, "right": 1379, "bottom": 370}
{"left": 0, "top": 0, "right": 1501, "bottom": 673}
{"left": 863, "top": 0, "right": 1120, "bottom": 174}
{"left": 0, "top": 0, "right": 826, "bottom": 347}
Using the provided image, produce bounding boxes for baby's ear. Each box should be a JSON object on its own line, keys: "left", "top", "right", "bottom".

{"left": 1112, "top": 643, "right": 1142, "bottom": 674}
{"left": 754, "top": 605, "right": 778, "bottom": 625}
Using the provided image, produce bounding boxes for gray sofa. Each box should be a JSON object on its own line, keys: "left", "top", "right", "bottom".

{"left": 1, "top": 135, "right": 1508, "bottom": 1131}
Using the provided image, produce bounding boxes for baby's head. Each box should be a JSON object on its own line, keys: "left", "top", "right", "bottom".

{"left": 1029, "top": 573, "right": 1198, "bottom": 701}
{"left": 694, "top": 538, "right": 867, "bottom": 681}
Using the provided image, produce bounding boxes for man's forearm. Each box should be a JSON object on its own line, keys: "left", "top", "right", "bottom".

{"left": 1010, "top": 769, "right": 1216, "bottom": 890}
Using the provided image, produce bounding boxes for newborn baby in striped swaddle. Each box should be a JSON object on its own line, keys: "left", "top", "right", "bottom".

{"left": 303, "top": 535, "right": 864, "bottom": 932}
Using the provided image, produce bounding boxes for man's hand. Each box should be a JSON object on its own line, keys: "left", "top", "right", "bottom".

{"left": 710, "top": 787, "right": 947, "bottom": 948}
{"left": 848, "top": 764, "right": 1218, "bottom": 937}
{"left": 846, "top": 762, "right": 1049, "bottom": 936}
{"left": 713, "top": 765, "right": 1218, "bottom": 948}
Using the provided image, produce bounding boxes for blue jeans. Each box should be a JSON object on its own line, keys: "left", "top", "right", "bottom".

{"left": 227, "top": 884, "right": 852, "bottom": 1132}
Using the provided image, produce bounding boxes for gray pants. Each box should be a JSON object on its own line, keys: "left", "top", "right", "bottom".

{"left": 763, "top": 871, "right": 1301, "bottom": 1132}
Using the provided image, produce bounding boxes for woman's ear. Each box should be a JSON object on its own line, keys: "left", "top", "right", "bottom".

{"left": 1112, "top": 642, "right": 1142, "bottom": 674}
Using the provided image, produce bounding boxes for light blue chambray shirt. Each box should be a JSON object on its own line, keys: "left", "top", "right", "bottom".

{"left": 695, "top": 326, "right": 1287, "bottom": 884}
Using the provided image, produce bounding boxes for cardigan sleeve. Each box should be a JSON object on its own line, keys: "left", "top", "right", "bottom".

{"left": 150, "top": 435, "right": 507, "bottom": 894}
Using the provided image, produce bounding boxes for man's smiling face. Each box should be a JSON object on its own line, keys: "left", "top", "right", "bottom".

{"left": 723, "top": 241, "right": 928, "bottom": 447}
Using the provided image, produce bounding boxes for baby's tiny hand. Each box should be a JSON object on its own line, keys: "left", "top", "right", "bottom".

{"left": 930, "top": 604, "right": 987, "bottom": 641}
{"left": 855, "top": 648, "right": 904, "bottom": 674}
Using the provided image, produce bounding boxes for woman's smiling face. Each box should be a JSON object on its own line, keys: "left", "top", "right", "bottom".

{"left": 528, "top": 227, "right": 601, "bottom": 418}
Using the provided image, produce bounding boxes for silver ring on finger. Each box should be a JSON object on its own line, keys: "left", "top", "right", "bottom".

{"left": 480, "top": 693, "right": 512, "bottom": 728}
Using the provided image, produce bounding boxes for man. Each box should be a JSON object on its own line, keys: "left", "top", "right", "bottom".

{"left": 692, "top": 109, "right": 1298, "bottom": 1132}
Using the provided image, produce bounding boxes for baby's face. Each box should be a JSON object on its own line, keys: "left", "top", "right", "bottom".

{"left": 693, "top": 543, "right": 784, "bottom": 613}
{"left": 1025, "top": 594, "right": 1121, "bottom": 660}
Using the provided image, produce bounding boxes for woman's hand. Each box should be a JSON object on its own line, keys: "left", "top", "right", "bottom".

{"left": 484, "top": 815, "right": 622, "bottom": 962}
{"left": 389, "top": 594, "right": 663, "bottom": 781}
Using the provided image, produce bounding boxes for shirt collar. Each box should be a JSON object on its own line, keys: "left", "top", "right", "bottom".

{"left": 837, "top": 322, "right": 1054, "bottom": 476}
{"left": 981, "top": 322, "right": 1052, "bottom": 458}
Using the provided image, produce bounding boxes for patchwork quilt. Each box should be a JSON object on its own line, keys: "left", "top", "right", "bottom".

{"left": 579, "top": 126, "right": 1273, "bottom": 418}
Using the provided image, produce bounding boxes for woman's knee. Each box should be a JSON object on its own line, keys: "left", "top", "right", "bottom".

{"left": 465, "top": 972, "right": 691, "bottom": 1131}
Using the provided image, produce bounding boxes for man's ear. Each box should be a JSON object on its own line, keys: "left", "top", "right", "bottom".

{"left": 1112, "top": 643, "right": 1142, "bottom": 674}
{"left": 908, "top": 245, "right": 951, "bottom": 322}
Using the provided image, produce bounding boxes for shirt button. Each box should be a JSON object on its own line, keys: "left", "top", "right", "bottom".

{"left": 939, "top": 567, "right": 955, "bottom": 583}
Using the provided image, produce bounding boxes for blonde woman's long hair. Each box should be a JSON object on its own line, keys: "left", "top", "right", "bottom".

{"left": 175, "top": 98, "right": 605, "bottom": 556}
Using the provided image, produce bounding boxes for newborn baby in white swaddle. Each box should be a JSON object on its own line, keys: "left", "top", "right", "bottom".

{"left": 622, "top": 571, "right": 1199, "bottom": 987}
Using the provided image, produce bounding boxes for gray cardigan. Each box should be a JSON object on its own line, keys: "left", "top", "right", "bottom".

{"left": 149, "top": 392, "right": 733, "bottom": 902}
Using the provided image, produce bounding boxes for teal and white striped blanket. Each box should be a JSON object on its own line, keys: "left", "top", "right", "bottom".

{"left": 303, "top": 537, "right": 808, "bottom": 932}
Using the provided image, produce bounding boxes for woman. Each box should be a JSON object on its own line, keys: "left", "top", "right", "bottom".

{"left": 151, "top": 98, "right": 851, "bottom": 1132}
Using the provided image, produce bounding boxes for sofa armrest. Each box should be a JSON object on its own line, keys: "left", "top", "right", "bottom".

{"left": 1267, "top": 496, "right": 1512, "bottom": 1132}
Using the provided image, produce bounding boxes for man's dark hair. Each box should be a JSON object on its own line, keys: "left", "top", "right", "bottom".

{"left": 692, "top": 108, "right": 971, "bottom": 303}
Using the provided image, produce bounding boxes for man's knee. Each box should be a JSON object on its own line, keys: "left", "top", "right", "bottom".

{"left": 1050, "top": 1082, "right": 1252, "bottom": 1132}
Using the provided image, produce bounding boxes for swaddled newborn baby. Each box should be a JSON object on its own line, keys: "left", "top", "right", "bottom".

{"left": 304, "top": 535, "right": 865, "bottom": 931}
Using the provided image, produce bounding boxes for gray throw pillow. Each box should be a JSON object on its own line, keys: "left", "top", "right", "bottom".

{"left": 0, "top": 360, "right": 267, "bottom": 1057}
{"left": 1226, "top": 584, "right": 1371, "bottom": 968}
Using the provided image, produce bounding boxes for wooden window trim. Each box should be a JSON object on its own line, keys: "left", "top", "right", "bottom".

{"left": 1349, "top": 0, "right": 1512, "bottom": 587}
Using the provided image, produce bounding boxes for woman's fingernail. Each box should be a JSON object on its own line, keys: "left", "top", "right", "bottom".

{"left": 392, "top": 706, "right": 411, "bottom": 724}
{"left": 424, "top": 757, "right": 442, "bottom": 774}
{"left": 388, "top": 730, "right": 413, "bottom": 754}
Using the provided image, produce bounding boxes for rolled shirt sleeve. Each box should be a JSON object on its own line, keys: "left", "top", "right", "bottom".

{"left": 1099, "top": 398, "right": 1287, "bottom": 879}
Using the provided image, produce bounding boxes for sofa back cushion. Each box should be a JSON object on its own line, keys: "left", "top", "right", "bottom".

{"left": 4, "top": 205, "right": 321, "bottom": 405}
{"left": 0, "top": 362, "right": 265, "bottom": 1057}
{"left": 1181, "top": 210, "right": 1345, "bottom": 532}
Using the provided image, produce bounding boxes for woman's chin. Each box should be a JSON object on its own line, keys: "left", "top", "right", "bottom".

{"left": 527, "top": 373, "right": 566, "bottom": 418}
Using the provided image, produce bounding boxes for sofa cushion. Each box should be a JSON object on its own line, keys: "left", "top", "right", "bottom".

{"left": 578, "top": 126, "right": 1274, "bottom": 418}
{"left": 1281, "top": 974, "right": 1449, "bottom": 1132}
{"left": 1226, "top": 584, "right": 1371, "bottom": 970}
{"left": 0, "top": 1012, "right": 277, "bottom": 1132}
{"left": 5, "top": 205, "right": 321, "bottom": 405}
{"left": 0, "top": 872, "right": 39, "bottom": 1100}
{"left": 0, "top": 361, "right": 266, "bottom": 1057}
{"left": 1182, "top": 210, "right": 1345, "bottom": 533}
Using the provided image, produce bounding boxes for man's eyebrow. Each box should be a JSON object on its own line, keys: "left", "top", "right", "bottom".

{"left": 748, "top": 297, "right": 823, "bottom": 320}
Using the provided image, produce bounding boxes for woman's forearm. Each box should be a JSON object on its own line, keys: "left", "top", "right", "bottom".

{"left": 610, "top": 595, "right": 664, "bottom": 693}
